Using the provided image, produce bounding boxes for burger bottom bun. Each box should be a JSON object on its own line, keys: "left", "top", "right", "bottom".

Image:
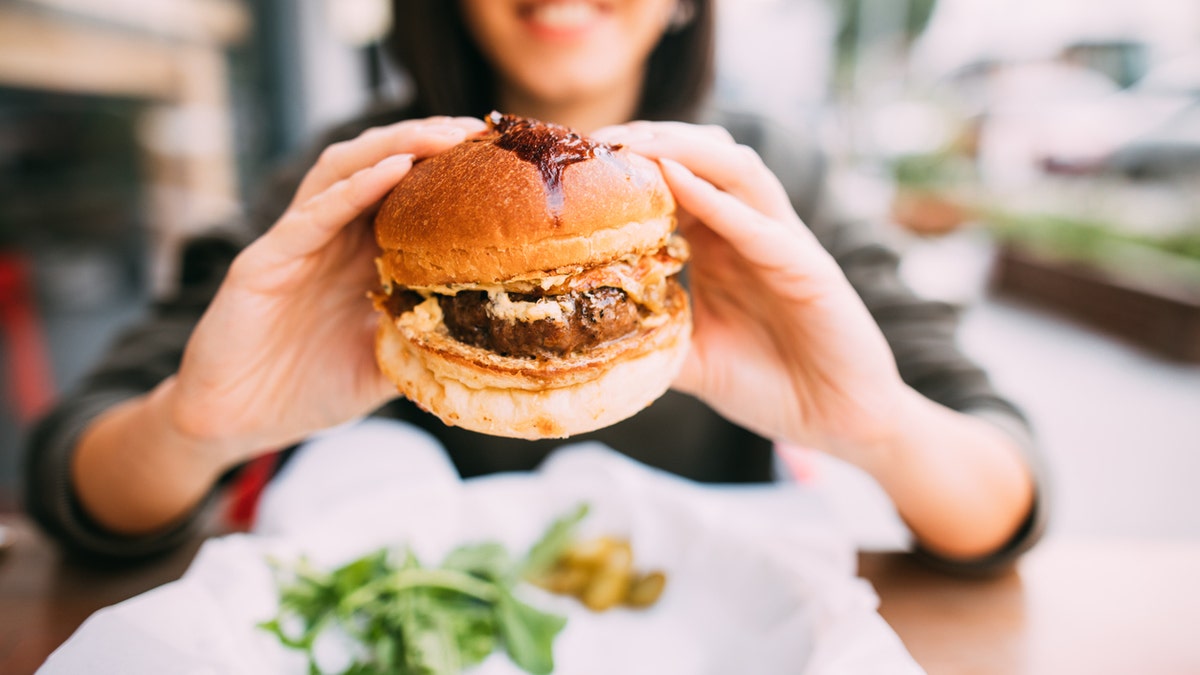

{"left": 375, "top": 290, "right": 691, "bottom": 440}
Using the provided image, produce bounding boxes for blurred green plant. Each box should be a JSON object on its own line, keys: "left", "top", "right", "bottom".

{"left": 833, "top": 0, "right": 940, "bottom": 65}
{"left": 889, "top": 151, "right": 974, "bottom": 191}
{"left": 986, "top": 211, "right": 1200, "bottom": 265}
{"left": 887, "top": 151, "right": 980, "bottom": 235}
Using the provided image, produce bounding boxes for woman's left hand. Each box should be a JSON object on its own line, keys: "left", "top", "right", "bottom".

{"left": 598, "top": 122, "right": 1037, "bottom": 561}
{"left": 593, "top": 122, "right": 912, "bottom": 463}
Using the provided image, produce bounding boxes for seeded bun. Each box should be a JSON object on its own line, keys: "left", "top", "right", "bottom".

{"left": 372, "top": 113, "right": 690, "bottom": 439}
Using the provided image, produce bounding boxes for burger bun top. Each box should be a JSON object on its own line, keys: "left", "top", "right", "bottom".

{"left": 375, "top": 115, "right": 676, "bottom": 287}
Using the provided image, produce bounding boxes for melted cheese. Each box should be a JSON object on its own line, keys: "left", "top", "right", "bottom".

{"left": 398, "top": 296, "right": 444, "bottom": 332}
{"left": 487, "top": 291, "right": 566, "bottom": 322}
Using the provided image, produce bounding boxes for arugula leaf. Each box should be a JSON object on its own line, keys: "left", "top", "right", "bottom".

{"left": 333, "top": 549, "right": 390, "bottom": 593}
{"left": 442, "top": 542, "right": 513, "bottom": 583}
{"left": 398, "top": 590, "right": 462, "bottom": 674}
{"left": 368, "top": 632, "right": 397, "bottom": 671}
{"left": 521, "top": 503, "right": 589, "bottom": 580}
{"left": 257, "top": 618, "right": 310, "bottom": 651}
{"left": 261, "top": 504, "right": 588, "bottom": 675}
{"left": 494, "top": 587, "right": 567, "bottom": 675}
{"left": 444, "top": 600, "right": 497, "bottom": 664}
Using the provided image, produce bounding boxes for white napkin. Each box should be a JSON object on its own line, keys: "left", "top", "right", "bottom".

{"left": 40, "top": 419, "right": 922, "bottom": 675}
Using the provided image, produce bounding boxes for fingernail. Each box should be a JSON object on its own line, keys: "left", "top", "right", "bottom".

{"left": 379, "top": 153, "right": 415, "bottom": 168}
{"left": 658, "top": 157, "right": 689, "bottom": 175}
{"left": 425, "top": 125, "right": 466, "bottom": 137}
{"left": 611, "top": 130, "right": 655, "bottom": 145}
{"left": 590, "top": 126, "right": 626, "bottom": 141}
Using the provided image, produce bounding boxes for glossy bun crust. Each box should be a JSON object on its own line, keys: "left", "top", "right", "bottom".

{"left": 375, "top": 137, "right": 676, "bottom": 287}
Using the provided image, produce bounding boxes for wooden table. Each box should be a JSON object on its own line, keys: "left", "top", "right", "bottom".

{"left": 860, "top": 539, "right": 1200, "bottom": 674}
{"left": 2, "top": 514, "right": 1199, "bottom": 674}
{"left": 0, "top": 516, "right": 210, "bottom": 674}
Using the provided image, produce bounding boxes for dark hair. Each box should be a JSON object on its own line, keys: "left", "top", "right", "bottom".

{"left": 386, "top": 1, "right": 714, "bottom": 122}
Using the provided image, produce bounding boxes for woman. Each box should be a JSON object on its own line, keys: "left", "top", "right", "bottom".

{"left": 26, "top": 0, "right": 1044, "bottom": 571}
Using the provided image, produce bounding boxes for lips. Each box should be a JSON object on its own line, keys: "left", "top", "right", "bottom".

{"left": 519, "top": 1, "right": 608, "bottom": 38}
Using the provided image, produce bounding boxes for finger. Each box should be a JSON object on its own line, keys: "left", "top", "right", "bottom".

{"left": 670, "top": 289, "right": 718, "bottom": 398}
{"left": 659, "top": 158, "right": 833, "bottom": 278}
{"left": 361, "top": 313, "right": 402, "bottom": 404}
{"left": 603, "top": 125, "right": 794, "bottom": 220}
{"left": 268, "top": 153, "right": 415, "bottom": 260}
{"left": 293, "top": 117, "right": 485, "bottom": 205}
{"left": 672, "top": 339, "right": 705, "bottom": 397}
{"left": 669, "top": 280, "right": 750, "bottom": 398}
{"left": 295, "top": 118, "right": 482, "bottom": 204}
{"left": 594, "top": 121, "right": 734, "bottom": 145}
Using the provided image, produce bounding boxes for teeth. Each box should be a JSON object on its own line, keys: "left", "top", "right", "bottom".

{"left": 530, "top": 2, "right": 598, "bottom": 29}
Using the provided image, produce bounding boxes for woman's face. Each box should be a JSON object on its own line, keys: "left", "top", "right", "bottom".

{"left": 458, "top": 0, "right": 679, "bottom": 109}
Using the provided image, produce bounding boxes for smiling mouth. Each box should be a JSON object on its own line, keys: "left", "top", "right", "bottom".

{"left": 519, "top": 1, "right": 607, "bottom": 34}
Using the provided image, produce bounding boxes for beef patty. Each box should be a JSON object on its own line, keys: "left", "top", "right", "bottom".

{"left": 439, "top": 287, "right": 641, "bottom": 358}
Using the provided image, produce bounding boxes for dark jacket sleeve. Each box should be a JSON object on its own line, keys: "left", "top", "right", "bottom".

{"left": 22, "top": 156, "right": 314, "bottom": 559}
{"left": 23, "top": 234, "right": 243, "bottom": 559}
{"left": 717, "top": 109, "right": 1050, "bottom": 573}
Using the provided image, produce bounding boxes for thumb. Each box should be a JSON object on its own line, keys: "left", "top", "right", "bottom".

{"left": 363, "top": 314, "right": 402, "bottom": 405}
{"left": 670, "top": 341, "right": 705, "bottom": 398}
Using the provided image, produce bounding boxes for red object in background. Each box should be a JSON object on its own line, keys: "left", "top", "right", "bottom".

{"left": 226, "top": 451, "right": 281, "bottom": 530}
{"left": 0, "top": 252, "right": 56, "bottom": 424}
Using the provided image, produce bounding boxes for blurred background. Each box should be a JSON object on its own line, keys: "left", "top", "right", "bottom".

{"left": 0, "top": 0, "right": 1196, "bottom": 542}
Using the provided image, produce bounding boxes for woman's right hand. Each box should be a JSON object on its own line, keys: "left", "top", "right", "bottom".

{"left": 165, "top": 116, "right": 486, "bottom": 469}
{"left": 74, "top": 116, "right": 485, "bottom": 534}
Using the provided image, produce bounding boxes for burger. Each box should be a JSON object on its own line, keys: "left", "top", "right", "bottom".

{"left": 371, "top": 113, "right": 691, "bottom": 439}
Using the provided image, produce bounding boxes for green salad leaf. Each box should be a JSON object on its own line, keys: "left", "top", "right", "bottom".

{"left": 521, "top": 504, "right": 589, "bottom": 581}
{"left": 495, "top": 587, "right": 568, "bottom": 675}
{"left": 260, "top": 504, "right": 587, "bottom": 674}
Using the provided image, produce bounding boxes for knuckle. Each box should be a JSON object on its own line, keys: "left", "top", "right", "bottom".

{"left": 226, "top": 242, "right": 264, "bottom": 282}
{"left": 735, "top": 144, "right": 765, "bottom": 170}
{"left": 358, "top": 126, "right": 387, "bottom": 143}
{"left": 343, "top": 168, "right": 376, "bottom": 207}
{"left": 703, "top": 124, "right": 735, "bottom": 143}
{"left": 316, "top": 141, "right": 348, "bottom": 167}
